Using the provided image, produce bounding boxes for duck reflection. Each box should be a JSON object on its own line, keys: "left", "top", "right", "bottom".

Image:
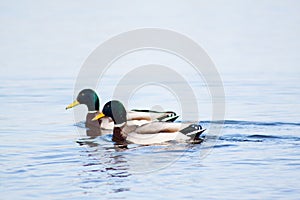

{"left": 77, "top": 138, "right": 131, "bottom": 195}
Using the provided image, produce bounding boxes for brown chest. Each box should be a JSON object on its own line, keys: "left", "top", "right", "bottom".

{"left": 112, "top": 127, "right": 126, "bottom": 144}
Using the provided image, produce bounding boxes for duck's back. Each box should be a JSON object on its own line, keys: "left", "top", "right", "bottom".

{"left": 135, "top": 122, "right": 186, "bottom": 134}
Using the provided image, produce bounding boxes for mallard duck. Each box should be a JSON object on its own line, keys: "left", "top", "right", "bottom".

{"left": 66, "top": 89, "right": 179, "bottom": 130}
{"left": 92, "top": 100, "right": 206, "bottom": 145}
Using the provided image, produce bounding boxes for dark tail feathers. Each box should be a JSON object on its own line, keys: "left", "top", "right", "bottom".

{"left": 180, "top": 124, "right": 206, "bottom": 140}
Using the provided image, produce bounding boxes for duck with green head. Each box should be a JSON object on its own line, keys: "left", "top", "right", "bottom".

{"left": 66, "top": 89, "right": 179, "bottom": 130}
{"left": 92, "top": 100, "right": 206, "bottom": 145}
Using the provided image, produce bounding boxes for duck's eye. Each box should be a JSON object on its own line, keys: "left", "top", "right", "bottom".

{"left": 81, "top": 93, "right": 85, "bottom": 96}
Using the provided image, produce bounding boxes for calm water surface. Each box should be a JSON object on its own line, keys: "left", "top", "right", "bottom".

{"left": 1, "top": 1, "right": 300, "bottom": 199}
{"left": 1, "top": 72, "right": 299, "bottom": 200}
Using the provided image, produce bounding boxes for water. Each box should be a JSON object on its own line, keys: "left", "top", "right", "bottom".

{"left": 1, "top": 1, "right": 300, "bottom": 200}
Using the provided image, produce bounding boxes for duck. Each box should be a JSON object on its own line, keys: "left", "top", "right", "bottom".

{"left": 66, "top": 89, "right": 179, "bottom": 130}
{"left": 92, "top": 100, "right": 206, "bottom": 145}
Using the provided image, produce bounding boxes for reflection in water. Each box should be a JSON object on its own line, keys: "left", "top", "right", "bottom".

{"left": 77, "top": 119, "right": 206, "bottom": 197}
{"left": 76, "top": 135, "right": 197, "bottom": 196}
{"left": 77, "top": 138, "right": 131, "bottom": 196}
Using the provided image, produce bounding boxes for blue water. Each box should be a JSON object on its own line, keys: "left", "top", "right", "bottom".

{"left": 1, "top": 1, "right": 300, "bottom": 200}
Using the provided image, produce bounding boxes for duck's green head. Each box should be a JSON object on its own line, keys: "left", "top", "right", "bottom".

{"left": 66, "top": 89, "right": 100, "bottom": 111}
{"left": 92, "top": 100, "right": 127, "bottom": 125}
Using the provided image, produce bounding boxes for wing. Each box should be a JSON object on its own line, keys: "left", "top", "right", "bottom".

{"left": 134, "top": 122, "right": 192, "bottom": 134}
{"left": 127, "top": 120, "right": 151, "bottom": 126}
{"left": 126, "top": 132, "right": 189, "bottom": 145}
{"left": 127, "top": 110, "right": 179, "bottom": 122}
{"left": 125, "top": 122, "right": 205, "bottom": 145}
{"left": 127, "top": 111, "right": 152, "bottom": 121}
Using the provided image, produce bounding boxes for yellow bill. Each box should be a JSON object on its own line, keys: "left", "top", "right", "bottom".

{"left": 66, "top": 100, "right": 80, "bottom": 110}
{"left": 92, "top": 112, "right": 106, "bottom": 121}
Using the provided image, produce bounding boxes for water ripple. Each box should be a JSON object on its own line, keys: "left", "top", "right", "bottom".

{"left": 202, "top": 120, "right": 300, "bottom": 127}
